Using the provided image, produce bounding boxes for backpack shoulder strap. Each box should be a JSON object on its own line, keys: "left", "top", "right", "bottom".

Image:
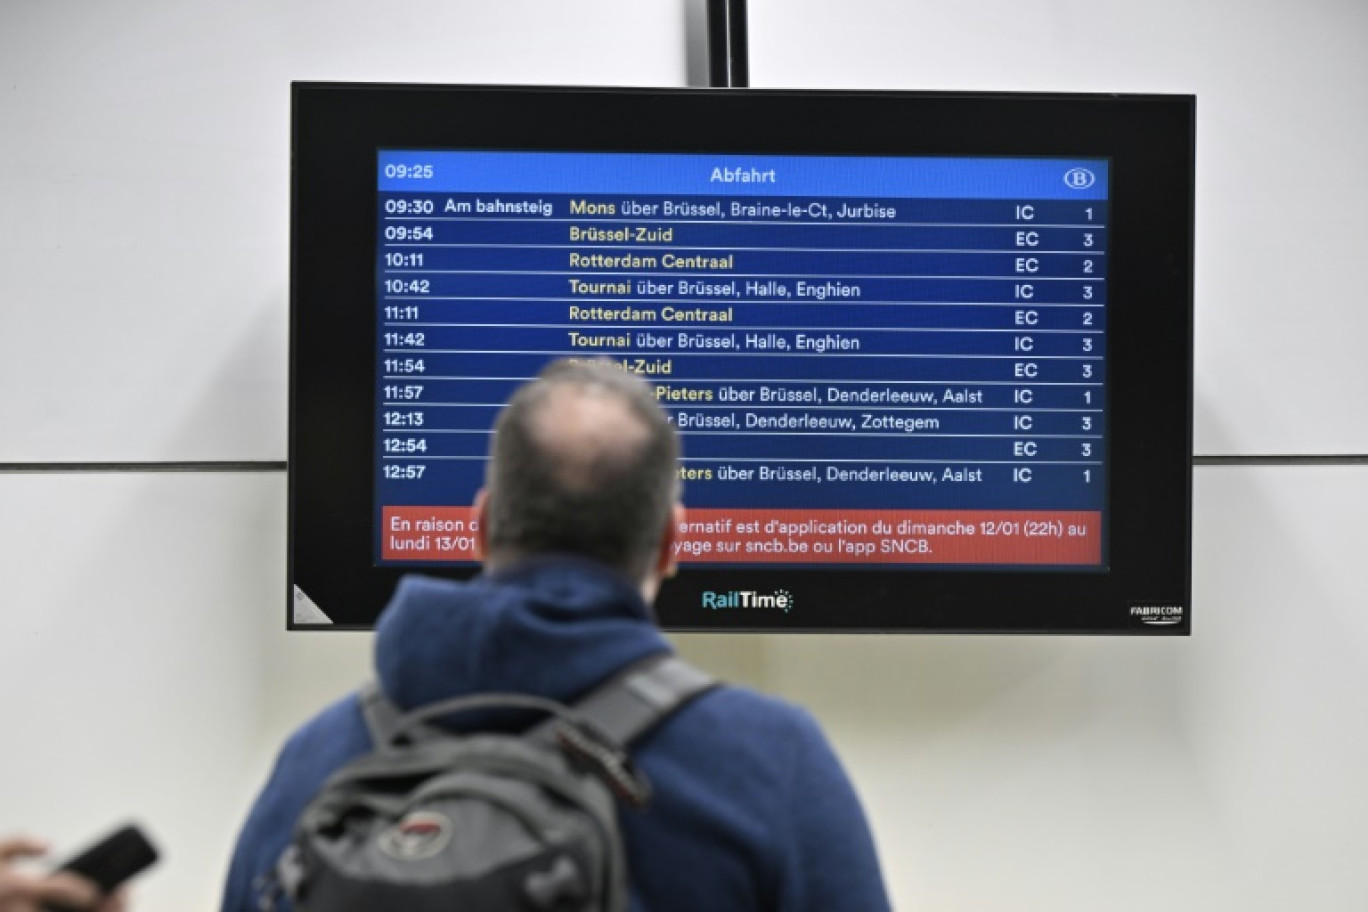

{"left": 358, "top": 679, "right": 404, "bottom": 745}
{"left": 360, "top": 653, "right": 716, "bottom": 749}
{"left": 565, "top": 653, "right": 718, "bottom": 748}
{"left": 358, "top": 680, "right": 460, "bottom": 746}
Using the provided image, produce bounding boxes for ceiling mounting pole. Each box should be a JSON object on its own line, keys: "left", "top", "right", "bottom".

{"left": 707, "top": 0, "right": 749, "bottom": 87}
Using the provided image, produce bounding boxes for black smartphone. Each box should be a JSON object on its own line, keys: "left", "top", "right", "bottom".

{"left": 45, "top": 824, "right": 159, "bottom": 911}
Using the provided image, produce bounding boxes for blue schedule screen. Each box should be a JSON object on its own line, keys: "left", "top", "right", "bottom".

{"left": 374, "top": 150, "right": 1109, "bottom": 568}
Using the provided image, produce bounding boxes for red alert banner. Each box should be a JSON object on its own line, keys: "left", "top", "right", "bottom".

{"left": 382, "top": 506, "right": 1101, "bottom": 565}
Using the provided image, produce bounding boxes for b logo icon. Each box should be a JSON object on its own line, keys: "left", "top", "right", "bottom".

{"left": 1063, "top": 168, "right": 1096, "bottom": 190}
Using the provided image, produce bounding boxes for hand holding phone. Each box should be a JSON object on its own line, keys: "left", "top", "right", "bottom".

{"left": 2, "top": 829, "right": 150, "bottom": 912}
{"left": 43, "top": 825, "right": 158, "bottom": 912}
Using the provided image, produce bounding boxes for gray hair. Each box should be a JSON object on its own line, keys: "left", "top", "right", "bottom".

{"left": 483, "top": 358, "right": 680, "bottom": 579}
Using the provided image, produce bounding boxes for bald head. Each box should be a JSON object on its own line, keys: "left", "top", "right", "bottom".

{"left": 482, "top": 359, "right": 681, "bottom": 581}
{"left": 527, "top": 383, "right": 653, "bottom": 493}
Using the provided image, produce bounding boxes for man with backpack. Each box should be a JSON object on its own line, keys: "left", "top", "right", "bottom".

{"left": 222, "top": 358, "right": 891, "bottom": 912}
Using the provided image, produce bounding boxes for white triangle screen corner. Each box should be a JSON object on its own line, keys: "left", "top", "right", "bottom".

{"left": 293, "top": 585, "right": 334, "bottom": 625}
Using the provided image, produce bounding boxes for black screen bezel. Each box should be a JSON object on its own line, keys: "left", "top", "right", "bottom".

{"left": 290, "top": 83, "right": 1193, "bottom": 633}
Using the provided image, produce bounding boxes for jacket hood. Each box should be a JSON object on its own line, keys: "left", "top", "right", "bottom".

{"left": 374, "top": 556, "right": 672, "bottom": 713}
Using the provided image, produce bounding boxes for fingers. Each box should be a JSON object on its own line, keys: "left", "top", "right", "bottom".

{"left": 0, "top": 836, "right": 49, "bottom": 863}
{"left": 98, "top": 885, "right": 131, "bottom": 912}
{"left": 0, "top": 838, "right": 108, "bottom": 911}
{"left": 23, "top": 871, "right": 101, "bottom": 908}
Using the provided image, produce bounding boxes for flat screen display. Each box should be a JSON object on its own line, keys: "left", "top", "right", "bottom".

{"left": 374, "top": 151, "right": 1110, "bottom": 571}
{"left": 290, "top": 84, "right": 1192, "bottom": 633}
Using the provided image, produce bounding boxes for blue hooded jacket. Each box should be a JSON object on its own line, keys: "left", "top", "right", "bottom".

{"left": 222, "top": 558, "right": 890, "bottom": 912}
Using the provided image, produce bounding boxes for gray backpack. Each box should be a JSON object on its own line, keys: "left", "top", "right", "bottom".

{"left": 264, "top": 654, "right": 715, "bottom": 912}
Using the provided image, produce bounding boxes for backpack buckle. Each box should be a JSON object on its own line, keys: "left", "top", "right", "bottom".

{"left": 555, "top": 721, "right": 653, "bottom": 808}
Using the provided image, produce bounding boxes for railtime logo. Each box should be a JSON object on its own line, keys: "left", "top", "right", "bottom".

{"left": 702, "top": 589, "right": 794, "bottom": 614}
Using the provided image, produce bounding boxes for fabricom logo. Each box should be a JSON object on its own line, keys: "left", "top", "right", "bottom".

{"left": 702, "top": 589, "right": 794, "bottom": 613}
{"left": 1130, "top": 604, "right": 1185, "bottom": 626}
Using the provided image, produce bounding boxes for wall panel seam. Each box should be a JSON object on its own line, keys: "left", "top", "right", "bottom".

{"left": 0, "top": 462, "right": 288, "bottom": 473}
{"left": 2, "top": 455, "right": 1367, "bottom": 473}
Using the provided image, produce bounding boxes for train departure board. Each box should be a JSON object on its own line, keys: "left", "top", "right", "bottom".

{"left": 288, "top": 84, "right": 1192, "bottom": 632}
{"left": 375, "top": 152, "right": 1110, "bottom": 570}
